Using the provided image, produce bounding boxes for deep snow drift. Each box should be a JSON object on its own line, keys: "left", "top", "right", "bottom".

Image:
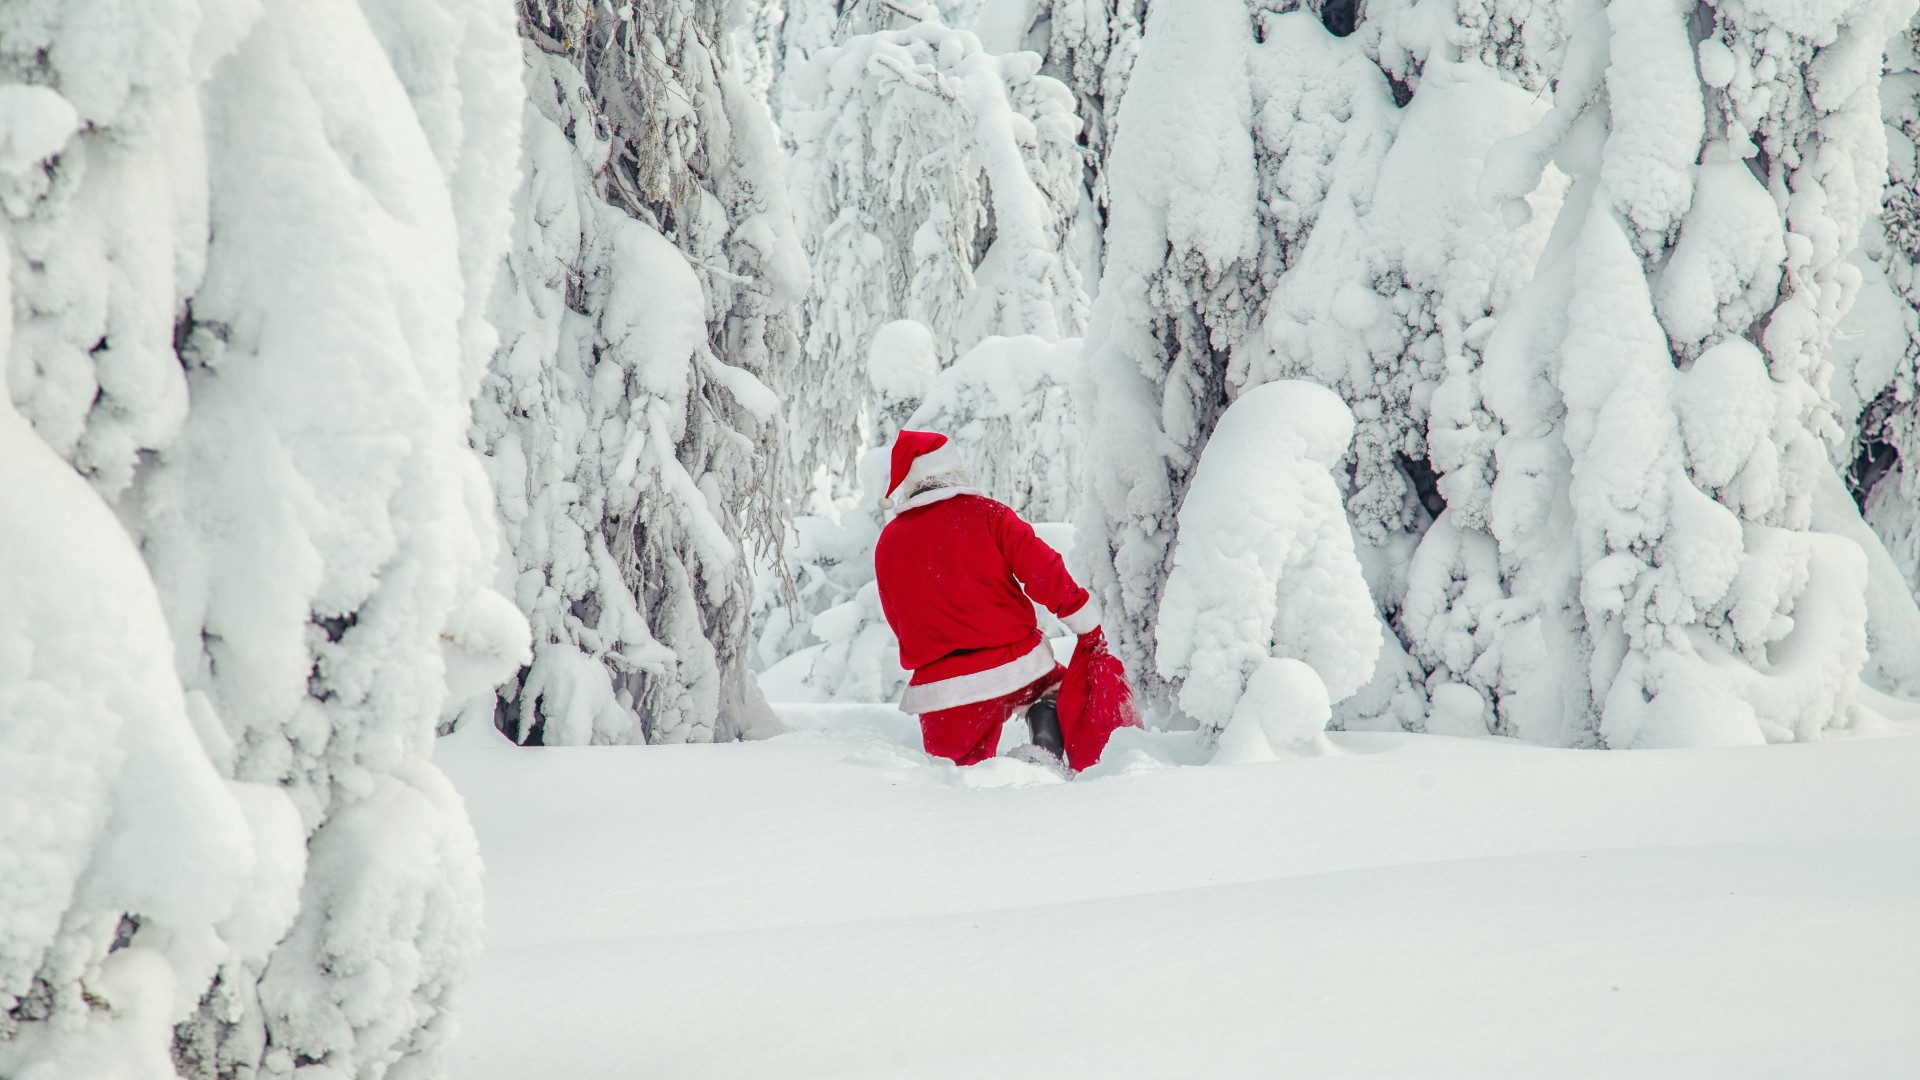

{"left": 439, "top": 704, "right": 1920, "bottom": 1079}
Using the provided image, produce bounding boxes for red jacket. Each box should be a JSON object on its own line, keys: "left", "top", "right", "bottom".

{"left": 874, "top": 489, "right": 1100, "bottom": 714}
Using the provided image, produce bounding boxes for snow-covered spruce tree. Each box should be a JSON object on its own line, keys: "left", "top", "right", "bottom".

{"left": 782, "top": 3, "right": 1086, "bottom": 493}
{"left": 477, "top": 0, "right": 806, "bottom": 746}
{"left": 1077, "top": 0, "right": 1557, "bottom": 727}
{"left": 973, "top": 0, "right": 1151, "bottom": 284}
{"left": 1244, "top": 11, "right": 1565, "bottom": 731}
{"left": 159, "top": 2, "right": 529, "bottom": 1075}
{"left": 3, "top": 0, "right": 529, "bottom": 1076}
{"left": 1432, "top": 0, "right": 1913, "bottom": 746}
{"left": 749, "top": 329, "right": 920, "bottom": 705}
{"left": 1073, "top": 0, "right": 1261, "bottom": 719}
{"left": 976, "top": 0, "right": 1148, "bottom": 186}
{"left": 1820, "top": 17, "right": 1920, "bottom": 693}
{"left": 730, "top": 0, "right": 834, "bottom": 121}
{"left": 0, "top": 365, "right": 296, "bottom": 1080}
{"left": 0, "top": 3, "right": 209, "bottom": 497}
{"left": 1839, "top": 20, "right": 1920, "bottom": 577}
{"left": 750, "top": 324, "right": 917, "bottom": 705}
{"left": 0, "top": 73, "right": 299, "bottom": 1078}
{"left": 1362, "top": 0, "right": 1572, "bottom": 100}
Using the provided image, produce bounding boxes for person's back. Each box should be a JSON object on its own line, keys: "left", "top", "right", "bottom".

{"left": 878, "top": 491, "right": 1093, "bottom": 710}
{"left": 872, "top": 430, "right": 1100, "bottom": 766}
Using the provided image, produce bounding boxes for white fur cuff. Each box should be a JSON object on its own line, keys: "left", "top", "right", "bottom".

{"left": 1060, "top": 597, "right": 1100, "bottom": 635}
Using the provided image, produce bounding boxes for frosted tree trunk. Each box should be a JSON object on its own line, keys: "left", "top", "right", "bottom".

{"left": 476, "top": 0, "right": 805, "bottom": 746}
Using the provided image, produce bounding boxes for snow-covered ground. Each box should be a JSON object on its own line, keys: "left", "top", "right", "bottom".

{"left": 440, "top": 705, "right": 1920, "bottom": 1079}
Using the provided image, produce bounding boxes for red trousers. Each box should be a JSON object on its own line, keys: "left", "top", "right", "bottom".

{"left": 919, "top": 668, "right": 1064, "bottom": 766}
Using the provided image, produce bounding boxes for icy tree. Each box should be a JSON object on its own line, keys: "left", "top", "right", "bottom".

{"left": 867, "top": 318, "right": 942, "bottom": 446}
{"left": 477, "top": 0, "right": 806, "bottom": 746}
{"left": 751, "top": 324, "right": 921, "bottom": 705}
{"left": 908, "top": 334, "right": 1085, "bottom": 520}
{"left": 974, "top": 0, "right": 1151, "bottom": 285}
{"left": 1074, "top": 0, "right": 1261, "bottom": 715}
{"left": 3, "top": 0, "right": 527, "bottom": 1076}
{"left": 1363, "top": 0, "right": 1573, "bottom": 99}
{"left": 1155, "top": 381, "right": 1380, "bottom": 736}
{"left": 0, "top": 85, "right": 302, "bottom": 1075}
{"left": 782, "top": 7, "right": 1087, "bottom": 492}
{"left": 1420, "top": 0, "right": 1913, "bottom": 746}
{"left": 1820, "top": 17, "right": 1920, "bottom": 693}
{"left": 160, "top": 3, "right": 529, "bottom": 1075}
{"left": 0, "top": 393, "right": 301, "bottom": 1080}
{"left": 976, "top": 0, "right": 1148, "bottom": 185}
{"left": 1077, "top": 0, "right": 1555, "bottom": 725}
{"left": 0, "top": 5, "right": 208, "bottom": 498}
{"left": 751, "top": 449, "right": 912, "bottom": 707}
{"left": 1243, "top": 14, "right": 1563, "bottom": 732}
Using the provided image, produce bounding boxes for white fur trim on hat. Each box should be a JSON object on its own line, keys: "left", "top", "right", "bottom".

{"left": 897, "top": 641, "right": 1057, "bottom": 715}
{"left": 880, "top": 440, "right": 963, "bottom": 508}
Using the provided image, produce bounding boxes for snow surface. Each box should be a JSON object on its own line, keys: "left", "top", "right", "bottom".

{"left": 441, "top": 707, "right": 1920, "bottom": 1079}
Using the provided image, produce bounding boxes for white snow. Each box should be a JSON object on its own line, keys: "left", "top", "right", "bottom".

{"left": 439, "top": 707, "right": 1920, "bottom": 1079}
{"left": 1426, "top": 680, "right": 1494, "bottom": 737}
{"left": 1211, "top": 656, "right": 1337, "bottom": 762}
{"left": 0, "top": 85, "right": 78, "bottom": 174}
{"left": 866, "top": 319, "right": 941, "bottom": 410}
{"left": 1155, "top": 381, "right": 1382, "bottom": 733}
{"left": 8, "top": 3, "right": 1920, "bottom": 1078}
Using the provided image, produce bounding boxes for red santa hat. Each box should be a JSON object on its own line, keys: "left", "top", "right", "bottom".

{"left": 880, "top": 430, "right": 963, "bottom": 509}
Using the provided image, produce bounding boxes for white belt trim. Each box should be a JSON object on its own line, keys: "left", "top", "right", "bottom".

{"left": 898, "top": 641, "right": 1057, "bottom": 715}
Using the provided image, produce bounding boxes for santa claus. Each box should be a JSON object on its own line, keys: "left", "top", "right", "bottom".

{"left": 873, "top": 430, "right": 1136, "bottom": 771}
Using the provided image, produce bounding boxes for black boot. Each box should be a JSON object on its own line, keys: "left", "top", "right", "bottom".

{"left": 1026, "top": 693, "right": 1064, "bottom": 759}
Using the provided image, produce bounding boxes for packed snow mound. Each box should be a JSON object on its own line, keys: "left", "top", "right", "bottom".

{"left": 0, "top": 85, "right": 79, "bottom": 173}
{"left": 1211, "top": 656, "right": 1335, "bottom": 763}
{"left": 1156, "top": 380, "right": 1381, "bottom": 732}
{"left": 866, "top": 319, "right": 939, "bottom": 409}
{"left": 1426, "top": 681, "right": 1493, "bottom": 737}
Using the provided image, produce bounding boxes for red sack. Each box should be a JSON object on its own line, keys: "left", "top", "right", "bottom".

{"left": 1056, "top": 627, "right": 1142, "bottom": 772}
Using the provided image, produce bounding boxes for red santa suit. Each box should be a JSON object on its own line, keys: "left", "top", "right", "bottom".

{"left": 873, "top": 431, "right": 1101, "bottom": 766}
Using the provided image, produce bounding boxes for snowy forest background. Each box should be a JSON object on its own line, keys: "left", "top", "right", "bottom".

{"left": 4, "top": 0, "right": 1920, "bottom": 1075}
